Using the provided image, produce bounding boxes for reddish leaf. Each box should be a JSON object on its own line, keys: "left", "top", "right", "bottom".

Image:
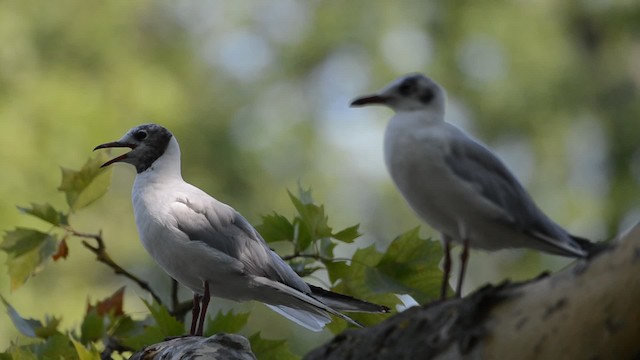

{"left": 87, "top": 287, "right": 125, "bottom": 317}
{"left": 52, "top": 239, "right": 69, "bottom": 261}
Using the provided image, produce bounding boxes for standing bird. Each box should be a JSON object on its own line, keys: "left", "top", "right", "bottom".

{"left": 350, "top": 74, "right": 593, "bottom": 299}
{"left": 94, "top": 124, "right": 389, "bottom": 335}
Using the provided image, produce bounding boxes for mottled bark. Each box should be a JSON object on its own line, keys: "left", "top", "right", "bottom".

{"left": 305, "top": 223, "right": 640, "bottom": 360}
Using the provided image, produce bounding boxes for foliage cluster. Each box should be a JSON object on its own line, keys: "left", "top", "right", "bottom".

{"left": 0, "top": 155, "right": 443, "bottom": 359}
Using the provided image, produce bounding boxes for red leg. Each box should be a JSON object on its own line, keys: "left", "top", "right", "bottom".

{"left": 440, "top": 238, "right": 451, "bottom": 300}
{"left": 190, "top": 293, "right": 202, "bottom": 335}
{"left": 456, "top": 239, "right": 470, "bottom": 298}
{"left": 196, "top": 281, "right": 210, "bottom": 336}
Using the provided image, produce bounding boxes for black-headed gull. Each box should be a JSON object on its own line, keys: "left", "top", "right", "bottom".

{"left": 350, "top": 74, "right": 594, "bottom": 299}
{"left": 95, "top": 124, "right": 389, "bottom": 335}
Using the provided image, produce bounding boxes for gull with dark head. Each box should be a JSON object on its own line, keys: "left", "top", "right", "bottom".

{"left": 94, "top": 124, "right": 389, "bottom": 335}
{"left": 351, "top": 74, "right": 594, "bottom": 299}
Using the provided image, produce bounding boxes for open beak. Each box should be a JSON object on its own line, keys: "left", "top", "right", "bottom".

{"left": 350, "top": 94, "right": 388, "bottom": 107}
{"left": 93, "top": 141, "right": 136, "bottom": 168}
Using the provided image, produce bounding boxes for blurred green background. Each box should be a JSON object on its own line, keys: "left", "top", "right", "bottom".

{"left": 1, "top": 0, "right": 638, "bottom": 354}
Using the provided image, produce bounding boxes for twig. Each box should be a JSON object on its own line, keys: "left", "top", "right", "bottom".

{"left": 171, "top": 300, "right": 194, "bottom": 319}
{"left": 68, "top": 228, "right": 164, "bottom": 305}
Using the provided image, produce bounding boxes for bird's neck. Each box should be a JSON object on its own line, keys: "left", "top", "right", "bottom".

{"left": 393, "top": 108, "right": 445, "bottom": 127}
{"left": 135, "top": 137, "right": 184, "bottom": 184}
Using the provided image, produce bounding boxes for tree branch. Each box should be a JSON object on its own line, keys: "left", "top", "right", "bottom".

{"left": 68, "top": 228, "right": 164, "bottom": 305}
{"left": 305, "top": 223, "right": 640, "bottom": 360}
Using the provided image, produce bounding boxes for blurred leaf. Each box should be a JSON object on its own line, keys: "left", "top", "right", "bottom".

{"left": 33, "top": 334, "right": 77, "bottom": 359}
{"left": 0, "top": 228, "right": 58, "bottom": 290}
{"left": 332, "top": 224, "right": 360, "bottom": 243}
{"left": 71, "top": 339, "right": 100, "bottom": 360}
{"left": 58, "top": 153, "right": 112, "bottom": 212}
{"left": 142, "top": 300, "right": 184, "bottom": 337}
{"left": 52, "top": 238, "right": 69, "bottom": 261}
{"left": 369, "top": 228, "right": 444, "bottom": 303}
{"left": 34, "top": 316, "right": 62, "bottom": 339}
{"left": 288, "top": 191, "right": 332, "bottom": 251}
{"left": 204, "top": 310, "right": 250, "bottom": 336}
{"left": 323, "top": 246, "right": 398, "bottom": 331}
{"left": 120, "top": 320, "right": 163, "bottom": 350}
{"left": 256, "top": 213, "right": 294, "bottom": 243}
{"left": 80, "top": 310, "right": 104, "bottom": 344}
{"left": 318, "top": 237, "right": 337, "bottom": 258}
{"left": 249, "top": 333, "right": 298, "bottom": 360}
{"left": 0, "top": 295, "right": 43, "bottom": 337}
{"left": 87, "top": 286, "right": 125, "bottom": 317}
{"left": 5, "top": 347, "right": 37, "bottom": 360}
{"left": 17, "top": 203, "right": 69, "bottom": 227}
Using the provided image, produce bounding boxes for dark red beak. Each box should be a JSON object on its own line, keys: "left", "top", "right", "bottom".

{"left": 350, "top": 95, "right": 389, "bottom": 107}
{"left": 93, "top": 142, "right": 136, "bottom": 167}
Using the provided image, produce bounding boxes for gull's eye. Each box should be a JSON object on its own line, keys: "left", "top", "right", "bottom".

{"left": 398, "top": 80, "right": 415, "bottom": 96}
{"left": 419, "top": 89, "right": 434, "bottom": 104}
{"left": 134, "top": 130, "right": 148, "bottom": 141}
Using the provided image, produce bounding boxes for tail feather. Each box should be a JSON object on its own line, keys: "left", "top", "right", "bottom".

{"left": 252, "top": 277, "right": 365, "bottom": 330}
{"left": 266, "top": 305, "right": 330, "bottom": 332}
{"left": 308, "top": 284, "right": 391, "bottom": 313}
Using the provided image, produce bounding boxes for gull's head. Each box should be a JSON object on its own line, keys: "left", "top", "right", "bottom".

{"left": 350, "top": 73, "right": 445, "bottom": 113}
{"left": 94, "top": 123, "right": 174, "bottom": 173}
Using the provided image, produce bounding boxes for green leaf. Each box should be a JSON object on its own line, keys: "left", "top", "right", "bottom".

{"left": 71, "top": 339, "right": 100, "bottom": 360}
{"left": 34, "top": 316, "right": 62, "bottom": 339}
{"left": 6, "top": 347, "right": 37, "bottom": 360}
{"left": 0, "top": 295, "right": 43, "bottom": 337}
{"left": 288, "top": 191, "right": 332, "bottom": 251}
{"left": 249, "top": 332, "right": 298, "bottom": 360}
{"left": 33, "top": 333, "right": 77, "bottom": 359}
{"left": 57, "top": 153, "right": 113, "bottom": 212}
{"left": 370, "top": 228, "right": 444, "bottom": 304}
{"left": 0, "top": 228, "right": 58, "bottom": 290}
{"left": 119, "top": 318, "right": 163, "bottom": 350}
{"left": 142, "top": 300, "right": 184, "bottom": 337}
{"left": 17, "top": 203, "right": 69, "bottom": 227}
{"left": 80, "top": 310, "right": 104, "bottom": 344}
{"left": 255, "top": 213, "right": 294, "bottom": 243}
{"left": 332, "top": 224, "right": 361, "bottom": 243}
{"left": 323, "top": 246, "right": 397, "bottom": 331}
{"left": 204, "top": 310, "right": 250, "bottom": 336}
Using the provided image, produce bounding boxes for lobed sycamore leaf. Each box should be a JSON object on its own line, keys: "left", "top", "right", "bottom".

{"left": 32, "top": 334, "right": 78, "bottom": 359}
{"left": 0, "top": 228, "right": 58, "bottom": 290}
{"left": 248, "top": 332, "right": 298, "bottom": 360}
{"left": 255, "top": 213, "right": 294, "bottom": 243}
{"left": 142, "top": 300, "right": 184, "bottom": 337}
{"left": 204, "top": 310, "right": 251, "bottom": 336}
{"left": 58, "top": 153, "right": 112, "bottom": 212}
{"left": 331, "top": 224, "right": 360, "bottom": 243}
{"left": 17, "top": 203, "right": 69, "bottom": 227}
{"left": 87, "top": 286, "right": 125, "bottom": 317}
{"left": 369, "top": 228, "right": 444, "bottom": 304}
{"left": 323, "top": 247, "right": 397, "bottom": 332}
{"left": 80, "top": 310, "right": 104, "bottom": 344}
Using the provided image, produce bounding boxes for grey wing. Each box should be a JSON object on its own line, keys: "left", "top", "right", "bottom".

{"left": 172, "top": 196, "right": 310, "bottom": 294}
{"left": 444, "top": 132, "right": 572, "bottom": 243}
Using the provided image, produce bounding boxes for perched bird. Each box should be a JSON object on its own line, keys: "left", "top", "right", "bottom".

{"left": 94, "top": 124, "right": 389, "bottom": 335}
{"left": 350, "top": 74, "right": 594, "bottom": 299}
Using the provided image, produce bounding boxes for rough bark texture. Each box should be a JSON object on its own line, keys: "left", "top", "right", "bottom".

{"left": 305, "top": 223, "right": 640, "bottom": 360}
{"left": 128, "top": 333, "right": 256, "bottom": 360}
{"left": 129, "top": 223, "right": 640, "bottom": 360}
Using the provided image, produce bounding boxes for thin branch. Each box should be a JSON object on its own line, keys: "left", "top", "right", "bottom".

{"left": 68, "top": 228, "right": 164, "bottom": 305}
{"left": 171, "top": 300, "right": 194, "bottom": 319}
